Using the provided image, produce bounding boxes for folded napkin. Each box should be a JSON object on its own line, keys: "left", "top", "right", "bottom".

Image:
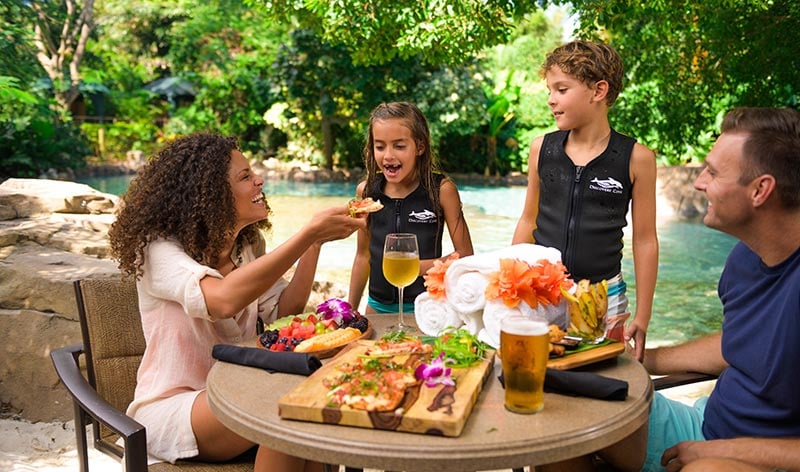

{"left": 212, "top": 344, "right": 322, "bottom": 375}
{"left": 498, "top": 368, "right": 628, "bottom": 401}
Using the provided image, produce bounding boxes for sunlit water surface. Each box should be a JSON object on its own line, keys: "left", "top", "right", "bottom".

{"left": 80, "top": 176, "right": 735, "bottom": 346}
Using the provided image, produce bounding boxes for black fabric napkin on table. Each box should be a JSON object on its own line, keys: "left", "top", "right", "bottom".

{"left": 212, "top": 344, "right": 322, "bottom": 375}
{"left": 498, "top": 368, "right": 628, "bottom": 401}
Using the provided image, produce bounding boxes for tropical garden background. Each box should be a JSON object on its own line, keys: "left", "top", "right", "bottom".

{"left": 1, "top": 0, "right": 798, "bottom": 180}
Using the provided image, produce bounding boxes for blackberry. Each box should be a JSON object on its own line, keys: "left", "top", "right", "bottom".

{"left": 278, "top": 336, "right": 289, "bottom": 344}
{"left": 259, "top": 329, "right": 279, "bottom": 348}
{"left": 346, "top": 315, "right": 370, "bottom": 333}
{"left": 291, "top": 337, "right": 303, "bottom": 346}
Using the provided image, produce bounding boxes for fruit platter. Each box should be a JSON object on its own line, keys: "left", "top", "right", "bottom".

{"left": 258, "top": 299, "right": 372, "bottom": 359}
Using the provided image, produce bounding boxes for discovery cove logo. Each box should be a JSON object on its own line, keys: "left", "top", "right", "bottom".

{"left": 409, "top": 209, "right": 437, "bottom": 223}
{"left": 589, "top": 176, "right": 624, "bottom": 194}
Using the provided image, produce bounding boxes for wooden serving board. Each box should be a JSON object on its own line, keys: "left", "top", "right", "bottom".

{"left": 547, "top": 341, "right": 625, "bottom": 370}
{"left": 279, "top": 340, "right": 495, "bottom": 437}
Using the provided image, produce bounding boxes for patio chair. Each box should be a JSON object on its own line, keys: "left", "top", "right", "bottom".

{"left": 51, "top": 275, "right": 254, "bottom": 472}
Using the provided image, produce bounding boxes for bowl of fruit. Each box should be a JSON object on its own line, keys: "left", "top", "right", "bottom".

{"left": 258, "top": 298, "right": 372, "bottom": 358}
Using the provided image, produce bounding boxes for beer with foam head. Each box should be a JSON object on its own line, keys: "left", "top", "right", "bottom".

{"left": 500, "top": 315, "right": 550, "bottom": 413}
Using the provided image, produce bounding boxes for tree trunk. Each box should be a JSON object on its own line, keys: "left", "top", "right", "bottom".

{"left": 321, "top": 115, "right": 335, "bottom": 170}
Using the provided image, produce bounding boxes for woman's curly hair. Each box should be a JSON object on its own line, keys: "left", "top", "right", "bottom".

{"left": 109, "top": 132, "right": 271, "bottom": 278}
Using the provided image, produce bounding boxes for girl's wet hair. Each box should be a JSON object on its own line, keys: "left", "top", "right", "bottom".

{"left": 361, "top": 102, "right": 442, "bottom": 221}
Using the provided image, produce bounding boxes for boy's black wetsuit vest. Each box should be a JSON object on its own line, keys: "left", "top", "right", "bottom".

{"left": 534, "top": 129, "right": 635, "bottom": 283}
{"left": 366, "top": 173, "right": 445, "bottom": 305}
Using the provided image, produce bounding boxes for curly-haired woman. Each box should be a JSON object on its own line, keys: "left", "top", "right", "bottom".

{"left": 108, "top": 132, "right": 364, "bottom": 471}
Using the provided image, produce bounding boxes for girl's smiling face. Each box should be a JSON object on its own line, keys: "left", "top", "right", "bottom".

{"left": 372, "top": 118, "right": 423, "bottom": 185}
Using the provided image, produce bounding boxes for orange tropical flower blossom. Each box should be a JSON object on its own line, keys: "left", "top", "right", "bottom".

{"left": 485, "top": 258, "right": 574, "bottom": 308}
{"left": 423, "top": 253, "right": 460, "bottom": 299}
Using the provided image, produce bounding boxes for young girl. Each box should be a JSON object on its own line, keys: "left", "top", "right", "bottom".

{"left": 108, "top": 132, "right": 364, "bottom": 470}
{"left": 348, "top": 102, "right": 474, "bottom": 315}
{"left": 512, "top": 41, "right": 659, "bottom": 361}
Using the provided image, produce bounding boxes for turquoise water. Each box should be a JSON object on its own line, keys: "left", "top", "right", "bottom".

{"left": 80, "top": 176, "right": 735, "bottom": 346}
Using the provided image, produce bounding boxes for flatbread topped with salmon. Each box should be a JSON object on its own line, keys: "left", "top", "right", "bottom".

{"left": 322, "top": 338, "right": 432, "bottom": 411}
{"left": 348, "top": 197, "right": 383, "bottom": 217}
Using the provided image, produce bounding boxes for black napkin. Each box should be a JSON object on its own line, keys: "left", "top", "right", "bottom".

{"left": 212, "top": 344, "right": 322, "bottom": 375}
{"left": 498, "top": 368, "right": 628, "bottom": 401}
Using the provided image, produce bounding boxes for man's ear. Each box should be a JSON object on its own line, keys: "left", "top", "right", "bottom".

{"left": 593, "top": 80, "right": 609, "bottom": 103}
{"left": 751, "top": 174, "right": 776, "bottom": 207}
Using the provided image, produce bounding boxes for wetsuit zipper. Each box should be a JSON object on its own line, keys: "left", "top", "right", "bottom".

{"left": 394, "top": 199, "right": 402, "bottom": 232}
{"left": 564, "top": 165, "right": 584, "bottom": 270}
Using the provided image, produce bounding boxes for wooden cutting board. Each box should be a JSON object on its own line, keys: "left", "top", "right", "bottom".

{"left": 279, "top": 340, "right": 495, "bottom": 437}
{"left": 547, "top": 341, "right": 625, "bottom": 370}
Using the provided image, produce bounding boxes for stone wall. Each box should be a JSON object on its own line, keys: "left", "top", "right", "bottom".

{"left": 0, "top": 166, "right": 706, "bottom": 422}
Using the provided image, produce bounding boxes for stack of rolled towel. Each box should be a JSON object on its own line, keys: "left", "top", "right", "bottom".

{"left": 414, "top": 243, "right": 571, "bottom": 348}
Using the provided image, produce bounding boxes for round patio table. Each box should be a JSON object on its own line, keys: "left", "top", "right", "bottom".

{"left": 207, "top": 314, "right": 653, "bottom": 472}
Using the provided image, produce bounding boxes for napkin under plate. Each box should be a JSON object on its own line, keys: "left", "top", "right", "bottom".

{"left": 212, "top": 344, "right": 322, "bottom": 375}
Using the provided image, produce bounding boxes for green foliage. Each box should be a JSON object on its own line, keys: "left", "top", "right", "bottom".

{"left": 562, "top": 0, "right": 800, "bottom": 164}
{"left": 1, "top": 77, "right": 89, "bottom": 178}
{"left": 256, "top": 0, "right": 543, "bottom": 66}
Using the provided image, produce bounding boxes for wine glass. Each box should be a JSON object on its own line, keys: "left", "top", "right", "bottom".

{"left": 382, "top": 233, "right": 420, "bottom": 333}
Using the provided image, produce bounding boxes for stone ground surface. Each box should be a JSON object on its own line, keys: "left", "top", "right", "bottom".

{"left": 0, "top": 381, "right": 716, "bottom": 471}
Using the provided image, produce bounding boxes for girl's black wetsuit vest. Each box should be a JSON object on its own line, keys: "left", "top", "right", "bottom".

{"left": 533, "top": 129, "right": 635, "bottom": 283}
{"left": 366, "top": 173, "right": 445, "bottom": 305}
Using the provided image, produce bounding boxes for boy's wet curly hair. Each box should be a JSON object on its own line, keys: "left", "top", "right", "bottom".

{"left": 541, "top": 40, "right": 624, "bottom": 107}
{"left": 109, "top": 132, "right": 271, "bottom": 278}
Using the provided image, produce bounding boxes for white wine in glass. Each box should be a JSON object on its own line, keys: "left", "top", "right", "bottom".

{"left": 383, "top": 233, "right": 420, "bottom": 333}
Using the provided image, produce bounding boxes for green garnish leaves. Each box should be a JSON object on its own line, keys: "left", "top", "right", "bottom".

{"left": 432, "top": 326, "right": 490, "bottom": 368}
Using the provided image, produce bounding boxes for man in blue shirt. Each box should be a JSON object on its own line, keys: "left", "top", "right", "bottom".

{"left": 544, "top": 108, "right": 800, "bottom": 472}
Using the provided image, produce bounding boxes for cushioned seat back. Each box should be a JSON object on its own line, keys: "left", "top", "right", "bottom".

{"left": 74, "top": 275, "right": 144, "bottom": 454}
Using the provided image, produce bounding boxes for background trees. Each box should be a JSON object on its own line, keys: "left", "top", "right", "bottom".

{"left": 2, "top": 0, "right": 797, "bottom": 179}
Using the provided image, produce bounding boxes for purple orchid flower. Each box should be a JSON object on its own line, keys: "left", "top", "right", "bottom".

{"left": 316, "top": 298, "right": 356, "bottom": 325}
{"left": 415, "top": 352, "right": 455, "bottom": 388}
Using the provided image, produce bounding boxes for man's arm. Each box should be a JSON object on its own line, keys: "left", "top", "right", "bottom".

{"left": 644, "top": 332, "right": 728, "bottom": 376}
{"left": 663, "top": 437, "right": 800, "bottom": 472}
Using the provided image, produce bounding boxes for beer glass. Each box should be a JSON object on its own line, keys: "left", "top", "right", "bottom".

{"left": 382, "top": 233, "right": 420, "bottom": 333}
{"left": 500, "top": 315, "right": 550, "bottom": 413}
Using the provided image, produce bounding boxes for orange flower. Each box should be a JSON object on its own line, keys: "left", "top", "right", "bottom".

{"left": 485, "top": 258, "right": 574, "bottom": 308}
{"left": 423, "top": 253, "right": 460, "bottom": 299}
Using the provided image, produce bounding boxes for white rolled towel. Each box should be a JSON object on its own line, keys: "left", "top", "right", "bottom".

{"left": 457, "top": 309, "right": 484, "bottom": 335}
{"left": 444, "top": 270, "right": 491, "bottom": 313}
{"left": 414, "top": 292, "right": 463, "bottom": 336}
{"left": 481, "top": 299, "right": 524, "bottom": 349}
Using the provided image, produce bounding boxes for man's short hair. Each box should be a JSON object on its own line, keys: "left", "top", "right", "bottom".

{"left": 541, "top": 40, "right": 624, "bottom": 107}
{"left": 721, "top": 107, "right": 800, "bottom": 209}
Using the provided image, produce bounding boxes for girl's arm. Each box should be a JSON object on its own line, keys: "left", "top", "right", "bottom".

{"left": 200, "top": 206, "right": 365, "bottom": 319}
{"left": 348, "top": 226, "right": 371, "bottom": 312}
{"left": 512, "top": 136, "right": 544, "bottom": 244}
{"left": 276, "top": 242, "right": 322, "bottom": 317}
{"left": 419, "top": 178, "right": 474, "bottom": 275}
{"left": 348, "top": 182, "right": 371, "bottom": 311}
{"left": 627, "top": 142, "right": 659, "bottom": 361}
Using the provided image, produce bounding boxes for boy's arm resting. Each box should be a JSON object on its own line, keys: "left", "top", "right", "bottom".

{"left": 643, "top": 332, "right": 728, "bottom": 376}
{"left": 663, "top": 437, "right": 800, "bottom": 471}
{"left": 627, "top": 142, "right": 659, "bottom": 357}
{"left": 512, "top": 137, "right": 543, "bottom": 244}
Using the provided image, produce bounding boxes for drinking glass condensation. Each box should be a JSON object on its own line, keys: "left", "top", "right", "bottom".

{"left": 382, "top": 233, "right": 420, "bottom": 332}
{"left": 500, "top": 315, "right": 550, "bottom": 413}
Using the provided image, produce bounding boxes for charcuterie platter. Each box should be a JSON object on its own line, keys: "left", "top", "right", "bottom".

{"left": 279, "top": 338, "right": 495, "bottom": 437}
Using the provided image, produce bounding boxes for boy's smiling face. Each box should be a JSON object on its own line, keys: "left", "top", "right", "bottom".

{"left": 545, "top": 66, "right": 604, "bottom": 130}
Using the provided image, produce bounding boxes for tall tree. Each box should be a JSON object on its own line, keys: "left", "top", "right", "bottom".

{"left": 29, "top": 0, "right": 96, "bottom": 112}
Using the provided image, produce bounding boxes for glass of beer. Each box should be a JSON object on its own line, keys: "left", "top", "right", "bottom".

{"left": 382, "top": 233, "right": 420, "bottom": 333}
{"left": 500, "top": 315, "right": 550, "bottom": 413}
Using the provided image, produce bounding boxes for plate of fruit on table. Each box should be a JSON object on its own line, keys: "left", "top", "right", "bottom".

{"left": 258, "top": 298, "right": 372, "bottom": 359}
